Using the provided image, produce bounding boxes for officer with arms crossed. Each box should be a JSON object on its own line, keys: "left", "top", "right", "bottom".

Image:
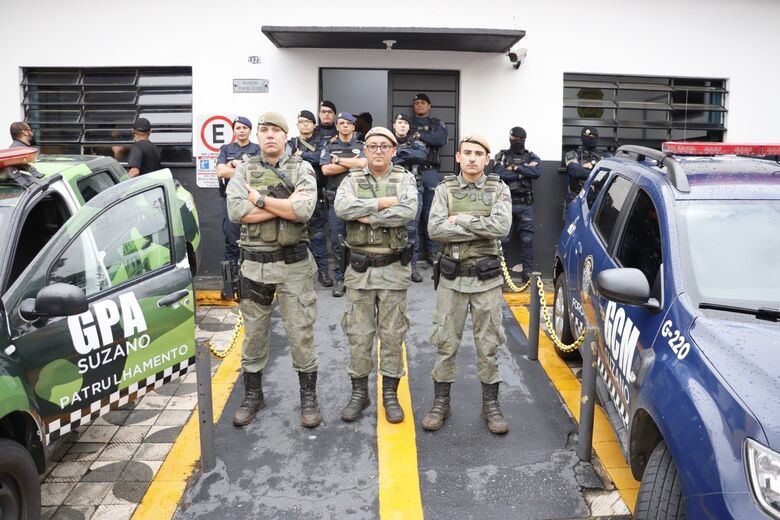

{"left": 409, "top": 93, "right": 448, "bottom": 265}
{"left": 335, "top": 126, "right": 418, "bottom": 424}
{"left": 392, "top": 113, "right": 428, "bottom": 282}
{"left": 217, "top": 116, "right": 261, "bottom": 298}
{"left": 565, "top": 126, "right": 608, "bottom": 202}
{"left": 288, "top": 109, "right": 333, "bottom": 287}
{"left": 227, "top": 111, "right": 321, "bottom": 429}
{"left": 320, "top": 112, "right": 367, "bottom": 297}
{"left": 492, "top": 126, "right": 541, "bottom": 284}
{"left": 423, "top": 134, "right": 513, "bottom": 434}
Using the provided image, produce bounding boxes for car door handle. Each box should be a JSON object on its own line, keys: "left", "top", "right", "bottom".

{"left": 157, "top": 289, "right": 190, "bottom": 307}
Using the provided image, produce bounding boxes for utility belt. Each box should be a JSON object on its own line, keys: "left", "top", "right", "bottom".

{"left": 344, "top": 244, "right": 412, "bottom": 273}
{"left": 240, "top": 242, "right": 308, "bottom": 264}
{"left": 438, "top": 255, "right": 502, "bottom": 281}
{"left": 511, "top": 192, "right": 534, "bottom": 205}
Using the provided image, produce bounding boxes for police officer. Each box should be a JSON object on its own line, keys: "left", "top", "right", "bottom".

{"left": 227, "top": 111, "right": 321, "bottom": 429}
{"left": 288, "top": 109, "right": 333, "bottom": 287}
{"left": 8, "top": 122, "right": 36, "bottom": 148}
{"left": 217, "top": 116, "right": 261, "bottom": 298}
{"left": 335, "top": 126, "right": 418, "bottom": 424}
{"left": 409, "top": 93, "right": 448, "bottom": 265}
{"left": 320, "top": 112, "right": 367, "bottom": 297}
{"left": 423, "top": 134, "right": 512, "bottom": 435}
{"left": 392, "top": 113, "right": 428, "bottom": 282}
{"left": 492, "top": 127, "right": 541, "bottom": 283}
{"left": 565, "top": 126, "right": 608, "bottom": 201}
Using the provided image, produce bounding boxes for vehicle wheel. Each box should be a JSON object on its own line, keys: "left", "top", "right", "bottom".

{"left": 552, "top": 274, "right": 578, "bottom": 360}
{"left": 0, "top": 438, "right": 41, "bottom": 520}
{"left": 634, "top": 440, "right": 685, "bottom": 520}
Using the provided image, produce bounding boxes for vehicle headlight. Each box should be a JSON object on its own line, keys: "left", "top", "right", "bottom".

{"left": 745, "top": 438, "right": 780, "bottom": 519}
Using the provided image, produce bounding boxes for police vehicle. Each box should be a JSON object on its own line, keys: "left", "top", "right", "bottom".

{"left": 552, "top": 142, "right": 780, "bottom": 519}
{"left": 0, "top": 147, "right": 200, "bottom": 517}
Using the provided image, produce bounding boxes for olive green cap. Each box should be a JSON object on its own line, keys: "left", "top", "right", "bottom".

{"left": 364, "top": 126, "right": 397, "bottom": 146}
{"left": 257, "top": 111, "right": 288, "bottom": 134}
{"left": 459, "top": 133, "right": 491, "bottom": 154}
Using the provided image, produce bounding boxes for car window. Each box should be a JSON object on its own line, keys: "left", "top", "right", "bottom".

{"left": 616, "top": 189, "right": 663, "bottom": 294}
{"left": 585, "top": 167, "right": 611, "bottom": 208}
{"left": 76, "top": 170, "right": 117, "bottom": 203}
{"left": 593, "top": 175, "right": 633, "bottom": 245}
{"left": 48, "top": 187, "right": 172, "bottom": 297}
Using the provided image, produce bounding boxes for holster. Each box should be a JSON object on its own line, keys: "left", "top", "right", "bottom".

{"left": 432, "top": 253, "right": 442, "bottom": 290}
{"left": 220, "top": 260, "right": 240, "bottom": 300}
{"left": 400, "top": 243, "right": 413, "bottom": 266}
{"left": 439, "top": 256, "right": 459, "bottom": 280}
{"left": 218, "top": 177, "right": 228, "bottom": 198}
{"left": 240, "top": 276, "right": 275, "bottom": 306}
{"left": 324, "top": 188, "right": 337, "bottom": 204}
{"left": 349, "top": 251, "right": 369, "bottom": 273}
{"left": 476, "top": 256, "right": 502, "bottom": 281}
{"left": 339, "top": 235, "right": 349, "bottom": 275}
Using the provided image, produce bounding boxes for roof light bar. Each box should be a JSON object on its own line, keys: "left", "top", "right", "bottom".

{"left": 0, "top": 147, "right": 38, "bottom": 169}
{"left": 662, "top": 142, "right": 780, "bottom": 156}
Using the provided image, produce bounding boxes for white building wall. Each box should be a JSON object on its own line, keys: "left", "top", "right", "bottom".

{"left": 1, "top": 0, "right": 778, "bottom": 158}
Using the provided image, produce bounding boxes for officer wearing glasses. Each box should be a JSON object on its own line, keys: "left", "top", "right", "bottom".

{"left": 9, "top": 122, "right": 36, "bottom": 149}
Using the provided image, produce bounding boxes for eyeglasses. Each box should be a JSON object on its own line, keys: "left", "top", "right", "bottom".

{"left": 365, "top": 144, "right": 394, "bottom": 153}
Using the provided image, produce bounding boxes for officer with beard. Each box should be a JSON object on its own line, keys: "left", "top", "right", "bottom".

{"left": 565, "top": 126, "right": 608, "bottom": 201}
{"left": 409, "top": 93, "right": 448, "bottom": 265}
{"left": 492, "top": 127, "right": 541, "bottom": 284}
{"left": 9, "top": 122, "right": 36, "bottom": 149}
{"left": 392, "top": 113, "right": 428, "bottom": 282}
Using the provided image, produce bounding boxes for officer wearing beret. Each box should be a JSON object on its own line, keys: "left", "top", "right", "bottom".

{"left": 227, "top": 111, "right": 321, "bottom": 430}
{"left": 564, "top": 126, "right": 610, "bottom": 201}
{"left": 217, "top": 116, "right": 261, "bottom": 297}
{"left": 409, "top": 93, "right": 449, "bottom": 266}
{"left": 335, "top": 126, "right": 418, "bottom": 424}
{"left": 392, "top": 113, "right": 428, "bottom": 282}
{"left": 492, "top": 126, "right": 541, "bottom": 284}
{"left": 423, "top": 134, "right": 513, "bottom": 434}
{"left": 320, "top": 111, "right": 368, "bottom": 297}
{"left": 288, "top": 109, "right": 333, "bottom": 288}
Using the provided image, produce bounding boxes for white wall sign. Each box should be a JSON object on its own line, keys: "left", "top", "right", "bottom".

{"left": 196, "top": 114, "right": 235, "bottom": 188}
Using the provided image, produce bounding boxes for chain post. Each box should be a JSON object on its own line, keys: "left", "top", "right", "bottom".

{"left": 577, "top": 327, "right": 599, "bottom": 462}
{"left": 528, "top": 271, "right": 542, "bottom": 360}
{"left": 195, "top": 338, "right": 216, "bottom": 472}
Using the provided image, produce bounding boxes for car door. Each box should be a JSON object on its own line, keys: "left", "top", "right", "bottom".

{"left": 1, "top": 170, "right": 195, "bottom": 444}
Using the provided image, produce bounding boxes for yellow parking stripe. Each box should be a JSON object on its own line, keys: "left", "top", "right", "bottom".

{"left": 506, "top": 297, "right": 640, "bottom": 511}
{"left": 131, "top": 326, "right": 244, "bottom": 520}
{"left": 377, "top": 343, "right": 424, "bottom": 520}
{"left": 196, "top": 290, "right": 238, "bottom": 307}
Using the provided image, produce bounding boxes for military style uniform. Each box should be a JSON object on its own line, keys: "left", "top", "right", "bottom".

{"left": 393, "top": 134, "right": 428, "bottom": 275}
{"left": 217, "top": 141, "right": 261, "bottom": 263}
{"left": 565, "top": 147, "right": 605, "bottom": 201}
{"left": 493, "top": 147, "right": 542, "bottom": 278}
{"left": 334, "top": 159, "right": 418, "bottom": 423}
{"left": 424, "top": 168, "right": 513, "bottom": 434}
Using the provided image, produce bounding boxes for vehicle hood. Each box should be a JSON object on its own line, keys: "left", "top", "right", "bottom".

{"left": 690, "top": 315, "right": 780, "bottom": 448}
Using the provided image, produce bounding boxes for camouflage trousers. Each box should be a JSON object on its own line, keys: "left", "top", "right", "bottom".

{"left": 240, "top": 277, "right": 318, "bottom": 374}
{"left": 429, "top": 285, "right": 506, "bottom": 384}
{"left": 341, "top": 287, "right": 410, "bottom": 379}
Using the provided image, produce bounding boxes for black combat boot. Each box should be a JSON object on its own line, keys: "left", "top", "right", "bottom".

{"left": 318, "top": 270, "right": 334, "bottom": 287}
{"left": 481, "top": 382, "right": 509, "bottom": 434}
{"left": 332, "top": 280, "right": 346, "bottom": 298}
{"left": 340, "top": 376, "right": 370, "bottom": 422}
{"left": 298, "top": 371, "right": 322, "bottom": 428}
{"left": 232, "top": 371, "right": 266, "bottom": 427}
{"left": 382, "top": 377, "right": 404, "bottom": 423}
{"left": 421, "top": 381, "right": 451, "bottom": 431}
{"left": 410, "top": 268, "right": 423, "bottom": 283}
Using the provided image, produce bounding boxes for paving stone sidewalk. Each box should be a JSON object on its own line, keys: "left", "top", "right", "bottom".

{"left": 39, "top": 305, "right": 240, "bottom": 520}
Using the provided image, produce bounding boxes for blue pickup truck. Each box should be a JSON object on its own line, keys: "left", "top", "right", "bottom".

{"left": 553, "top": 142, "right": 780, "bottom": 519}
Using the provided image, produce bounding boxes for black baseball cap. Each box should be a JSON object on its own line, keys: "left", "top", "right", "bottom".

{"left": 510, "top": 126, "right": 527, "bottom": 139}
{"left": 413, "top": 93, "right": 431, "bottom": 104}
{"left": 581, "top": 126, "right": 599, "bottom": 138}
{"left": 132, "top": 117, "right": 151, "bottom": 133}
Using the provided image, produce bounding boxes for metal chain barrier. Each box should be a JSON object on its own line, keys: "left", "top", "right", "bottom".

{"left": 498, "top": 245, "right": 531, "bottom": 293}
{"left": 535, "top": 276, "right": 586, "bottom": 353}
{"left": 208, "top": 311, "right": 244, "bottom": 359}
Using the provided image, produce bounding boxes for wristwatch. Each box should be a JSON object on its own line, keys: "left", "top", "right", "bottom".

{"left": 333, "top": 155, "right": 340, "bottom": 165}
{"left": 254, "top": 193, "right": 266, "bottom": 208}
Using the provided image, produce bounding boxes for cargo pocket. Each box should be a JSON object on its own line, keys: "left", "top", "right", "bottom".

{"left": 296, "top": 291, "right": 317, "bottom": 328}
{"left": 341, "top": 303, "right": 355, "bottom": 337}
{"left": 489, "top": 306, "right": 507, "bottom": 345}
{"left": 429, "top": 307, "right": 447, "bottom": 348}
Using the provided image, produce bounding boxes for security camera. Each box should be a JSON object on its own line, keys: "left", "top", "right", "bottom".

{"left": 507, "top": 46, "right": 527, "bottom": 69}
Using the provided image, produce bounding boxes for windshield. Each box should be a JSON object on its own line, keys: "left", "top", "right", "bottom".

{"left": 679, "top": 200, "right": 780, "bottom": 308}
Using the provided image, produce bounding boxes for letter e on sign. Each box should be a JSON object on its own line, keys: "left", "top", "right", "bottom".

{"left": 200, "top": 115, "right": 236, "bottom": 153}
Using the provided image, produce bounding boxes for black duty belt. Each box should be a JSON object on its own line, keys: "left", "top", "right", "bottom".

{"left": 241, "top": 242, "right": 308, "bottom": 264}
{"left": 364, "top": 251, "right": 402, "bottom": 267}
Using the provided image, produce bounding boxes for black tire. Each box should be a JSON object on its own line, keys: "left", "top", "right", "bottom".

{"left": 0, "top": 438, "right": 41, "bottom": 520}
{"left": 552, "top": 274, "right": 578, "bottom": 360}
{"left": 634, "top": 440, "right": 686, "bottom": 520}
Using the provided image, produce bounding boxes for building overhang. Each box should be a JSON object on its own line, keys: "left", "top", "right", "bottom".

{"left": 261, "top": 26, "right": 525, "bottom": 54}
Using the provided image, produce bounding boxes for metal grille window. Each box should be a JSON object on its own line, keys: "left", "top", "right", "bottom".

{"left": 563, "top": 73, "right": 727, "bottom": 156}
{"left": 22, "top": 67, "right": 193, "bottom": 166}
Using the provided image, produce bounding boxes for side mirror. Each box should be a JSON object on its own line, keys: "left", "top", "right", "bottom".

{"left": 19, "top": 283, "right": 88, "bottom": 321}
{"left": 595, "top": 268, "right": 660, "bottom": 312}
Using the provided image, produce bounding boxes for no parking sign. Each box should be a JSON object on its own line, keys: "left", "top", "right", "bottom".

{"left": 195, "top": 115, "right": 236, "bottom": 188}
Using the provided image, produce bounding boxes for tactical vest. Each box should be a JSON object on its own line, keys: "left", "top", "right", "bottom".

{"left": 496, "top": 149, "right": 534, "bottom": 203}
{"left": 442, "top": 174, "right": 501, "bottom": 260}
{"left": 345, "top": 166, "right": 409, "bottom": 254}
{"left": 241, "top": 156, "right": 308, "bottom": 248}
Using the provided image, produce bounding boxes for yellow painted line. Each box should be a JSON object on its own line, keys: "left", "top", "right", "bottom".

{"left": 131, "top": 325, "right": 244, "bottom": 520}
{"left": 196, "top": 290, "right": 238, "bottom": 307}
{"left": 506, "top": 294, "right": 641, "bottom": 512}
{"left": 377, "top": 342, "right": 424, "bottom": 520}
